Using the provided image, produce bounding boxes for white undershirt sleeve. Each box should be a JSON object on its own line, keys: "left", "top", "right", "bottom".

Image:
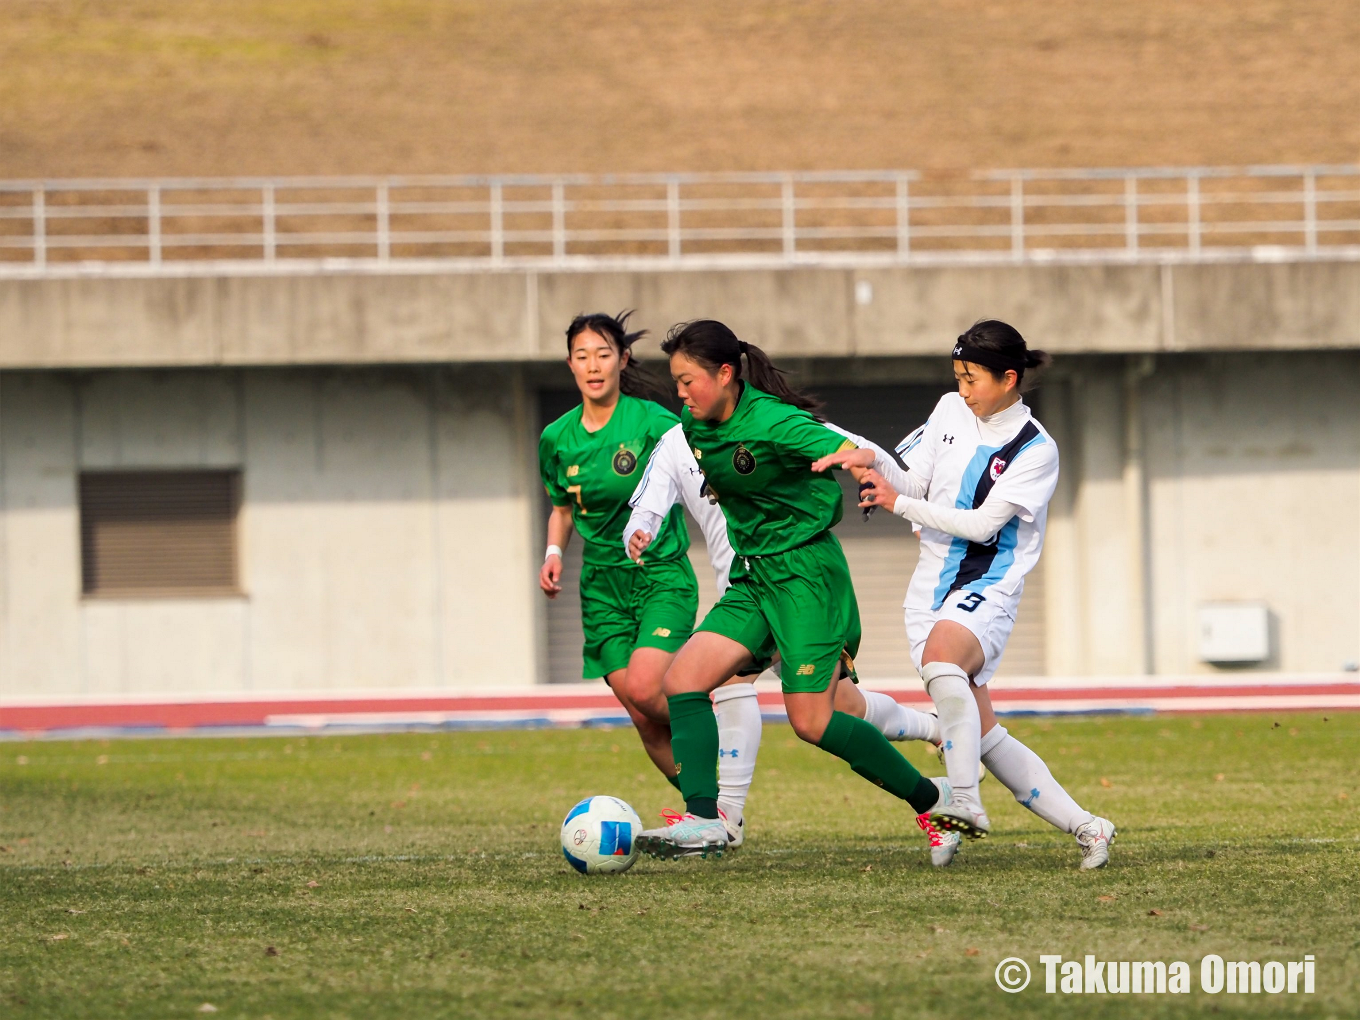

{"left": 891, "top": 494, "right": 1023, "bottom": 544}
{"left": 823, "top": 422, "right": 927, "bottom": 499}
{"left": 625, "top": 424, "right": 735, "bottom": 589}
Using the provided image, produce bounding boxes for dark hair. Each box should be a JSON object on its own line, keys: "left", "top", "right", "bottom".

{"left": 955, "top": 319, "right": 1051, "bottom": 392}
{"left": 565, "top": 310, "right": 664, "bottom": 399}
{"left": 660, "top": 319, "right": 821, "bottom": 413}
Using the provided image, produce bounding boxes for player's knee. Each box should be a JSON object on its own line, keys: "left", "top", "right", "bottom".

{"left": 785, "top": 704, "right": 831, "bottom": 744}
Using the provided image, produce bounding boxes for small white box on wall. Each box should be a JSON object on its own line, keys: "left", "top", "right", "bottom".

{"left": 1198, "top": 603, "right": 1270, "bottom": 664}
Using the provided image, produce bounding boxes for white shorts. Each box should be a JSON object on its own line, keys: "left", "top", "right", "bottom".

{"left": 904, "top": 589, "right": 1016, "bottom": 687}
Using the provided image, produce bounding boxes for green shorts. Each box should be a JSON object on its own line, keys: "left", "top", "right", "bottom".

{"left": 696, "top": 531, "right": 861, "bottom": 693}
{"left": 579, "top": 557, "right": 699, "bottom": 679}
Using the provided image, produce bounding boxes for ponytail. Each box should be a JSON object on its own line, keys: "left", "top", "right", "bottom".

{"left": 564, "top": 310, "right": 667, "bottom": 400}
{"left": 660, "top": 319, "right": 821, "bottom": 413}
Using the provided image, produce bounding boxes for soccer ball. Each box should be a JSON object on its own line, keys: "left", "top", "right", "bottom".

{"left": 559, "top": 795, "right": 642, "bottom": 875}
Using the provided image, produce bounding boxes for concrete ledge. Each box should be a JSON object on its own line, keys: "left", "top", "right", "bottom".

{"left": 3, "top": 259, "right": 1360, "bottom": 368}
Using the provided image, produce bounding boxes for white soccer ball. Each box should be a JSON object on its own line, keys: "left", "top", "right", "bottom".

{"left": 559, "top": 795, "right": 643, "bottom": 875}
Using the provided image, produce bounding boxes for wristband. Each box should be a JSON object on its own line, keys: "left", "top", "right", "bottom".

{"left": 545, "top": 545, "right": 563, "bottom": 561}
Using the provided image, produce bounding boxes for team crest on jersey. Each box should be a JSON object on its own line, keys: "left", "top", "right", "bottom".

{"left": 612, "top": 445, "right": 638, "bottom": 475}
{"left": 732, "top": 444, "right": 757, "bottom": 475}
{"left": 989, "top": 456, "right": 1008, "bottom": 480}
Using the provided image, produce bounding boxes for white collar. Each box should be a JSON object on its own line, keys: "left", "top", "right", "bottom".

{"left": 975, "top": 398, "right": 1028, "bottom": 442}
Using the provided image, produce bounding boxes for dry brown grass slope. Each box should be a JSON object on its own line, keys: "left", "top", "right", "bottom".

{"left": 1, "top": 0, "right": 1359, "bottom": 178}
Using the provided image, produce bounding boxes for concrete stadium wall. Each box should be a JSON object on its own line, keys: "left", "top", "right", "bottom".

{"left": 1, "top": 258, "right": 1358, "bottom": 696}
{"left": 0, "top": 367, "right": 539, "bottom": 699}
{"left": 0, "top": 352, "right": 1355, "bottom": 700}
{"left": 1041, "top": 352, "right": 1360, "bottom": 676}
{"left": 2, "top": 259, "right": 1358, "bottom": 369}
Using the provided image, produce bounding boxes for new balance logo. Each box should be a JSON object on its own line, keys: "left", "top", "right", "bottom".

{"left": 652, "top": 627, "right": 672, "bottom": 637}
{"left": 795, "top": 664, "right": 816, "bottom": 676}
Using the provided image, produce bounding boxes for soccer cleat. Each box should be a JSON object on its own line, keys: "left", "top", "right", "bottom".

{"left": 929, "top": 795, "right": 991, "bottom": 841}
{"left": 1075, "top": 816, "right": 1117, "bottom": 870}
{"left": 635, "top": 810, "right": 729, "bottom": 861}
{"left": 718, "top": 807, "right": 744, "bottom": 850}
{"left": 917, "top": 813, "right": 961, "bottom": 867}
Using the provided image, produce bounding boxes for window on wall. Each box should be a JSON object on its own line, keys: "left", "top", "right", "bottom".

{"left": 79, "top": 470, "right": 242, "bottom": 598}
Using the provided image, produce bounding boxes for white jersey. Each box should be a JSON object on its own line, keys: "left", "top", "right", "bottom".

{"left": 624, "top": 423, "right": 736, "bottom": 591}
{"left": 898, "top": 393, "right": 1058, "bottom": 618}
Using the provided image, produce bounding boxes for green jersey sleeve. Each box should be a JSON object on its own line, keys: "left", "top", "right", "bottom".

{"left": 538, "top": 429, "right": 569, "bottom": 505}
{"left": 768, "top": 414, "right": 858, "bottom": 465}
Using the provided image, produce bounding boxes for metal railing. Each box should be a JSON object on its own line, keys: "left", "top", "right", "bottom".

{"left": 2, "top": 166, "right": 1359, "bottom": 273}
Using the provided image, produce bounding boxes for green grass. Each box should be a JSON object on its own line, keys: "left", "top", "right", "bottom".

{"left": 1, "top": 713, "right": 1357, "bottom": 1019}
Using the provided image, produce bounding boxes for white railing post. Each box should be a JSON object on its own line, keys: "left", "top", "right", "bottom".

{"left": 552, "top": 182, "right": 566, "bottom": 262}
{"left": 1124, "top": 175, "right": 1139, "bottom": 254}
{"left": 1187, "top": 174, "right": 1201, "bottom": 256}
{"left": 1303, "top": 170, "right": 1318, "bottom": 254}
{"left": 32, "top": 187, "right": 46, "bottom": 267}
{"left": 895, "top": 174, "right": 911, "bottom": 258}
{"left": 782, "top": 176, "right": 796, "bottom": 258}
{"left": 148, "top": 185, "right": 162, "bottom": 265}
{"left": 262, "top": 183, "right": 276, "bottom": 262}
{"left": 667, "top": 179, "right": 681, "bottom": 261}
{"left": 489, "top": 180, "right": 504, "bottom": 264}
{"left": 376, "top": 182, "right": 390, "bottom": 262}
{"left": 1010, "top": 176, "right": 1024, "bottom": 260}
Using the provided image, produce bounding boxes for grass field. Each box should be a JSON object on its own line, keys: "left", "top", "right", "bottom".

{"left": 1, "top": 713, "right": 1357, "bottom": 1019}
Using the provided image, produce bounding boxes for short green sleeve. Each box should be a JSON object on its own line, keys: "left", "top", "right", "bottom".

{"left": 769, "top": 414, "right": 858, "bottom": 463}
{"left": 644, "top": 402, "right": 681, "bottom": 443}
{"left": 538, "top": 430, "right": 569, "bottom": 505}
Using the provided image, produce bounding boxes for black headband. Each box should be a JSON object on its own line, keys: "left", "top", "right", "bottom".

{"left": 951, "top": 340, "right": 1026, "bottom": 375}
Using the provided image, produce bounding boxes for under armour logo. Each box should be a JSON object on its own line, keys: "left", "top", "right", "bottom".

{"left": 718, "top": 749, "right": 740, "bottom": 758}
{"left": 942, "top": 435, "right": 955, "bottom": 444}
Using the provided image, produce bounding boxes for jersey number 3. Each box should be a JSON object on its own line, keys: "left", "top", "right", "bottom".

{"left": 955, "top": 592, "right": 986, "bottom": 613}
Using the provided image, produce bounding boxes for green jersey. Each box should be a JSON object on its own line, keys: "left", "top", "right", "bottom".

{"left": 539, "top": 394, "right": 690, "bottom": 568}
{"left": 682, "top": 384, "right": 856, "bottom": 557}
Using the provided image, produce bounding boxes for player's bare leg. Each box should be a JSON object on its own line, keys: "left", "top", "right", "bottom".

{"left": 607, "top": 650, "right": 676, "bottom": 782}
{"left": 921, "top": 620, "right": 990, "bottom": 839}
{"left": 971, "top": 683, "right": 1116, "bottom": 868}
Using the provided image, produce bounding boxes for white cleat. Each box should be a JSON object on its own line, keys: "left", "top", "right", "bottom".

{"left": 718, "top": 808, "right": 744, "bottom": 850}
{"left": 635, "top": 810, "right": 729, "bottom": 861}
{"left": 917, "top": 813, "right": 961, "bottom": 867}
{"left": 929, "top": 792, "right": 991, "bottom": 841}
{"left": 1075, "top": 816, "right": 1117, "bottom": 870}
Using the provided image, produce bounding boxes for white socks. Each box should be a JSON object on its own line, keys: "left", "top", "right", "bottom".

{"left": 921, "top": 661, "right": 982, "bottom": 801}
{"left": 860, "top": 690, "right": 941, "bottom": 744}
{"left": 980, "top": 724, "right": 1094, "bottom": 835}
{"left": 712, "top": 682, "right": 762, "bottom": 821}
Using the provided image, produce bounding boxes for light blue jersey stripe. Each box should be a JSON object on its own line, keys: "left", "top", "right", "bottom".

{"left": 930, "top": 431, "right": 1047, "bottom": 610}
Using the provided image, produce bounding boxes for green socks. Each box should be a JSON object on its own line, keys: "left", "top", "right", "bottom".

{"left": 818, "top": 710, "right": 940, "bottom": 814}
{"left": 667, "top": 691, "right": 720, "bottom": 819}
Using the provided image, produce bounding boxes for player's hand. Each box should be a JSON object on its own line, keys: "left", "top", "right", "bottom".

{"left": 627, "top": 529, "right": 654, "bottom": 563}
{"left": 856, "top": 468, "right": 900, "bottom": 511}
{"left": 540, "top": 554, "right": 563, "bottom": 598}
{"left": 810, "top": 447, "right": 876, "bottom": 473}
